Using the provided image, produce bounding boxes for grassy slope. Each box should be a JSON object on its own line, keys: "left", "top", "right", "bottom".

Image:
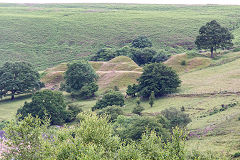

{"left": 1, "top": 4, "right": 240, "bottom": 70}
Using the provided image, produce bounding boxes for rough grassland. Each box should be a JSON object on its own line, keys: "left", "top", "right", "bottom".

{"left": 1, "top": 4, "right": 240, "bottom": 69}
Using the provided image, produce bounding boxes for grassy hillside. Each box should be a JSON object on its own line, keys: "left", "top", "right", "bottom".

{"left": 1, "top": 4, "right": 240, "bottom": 69}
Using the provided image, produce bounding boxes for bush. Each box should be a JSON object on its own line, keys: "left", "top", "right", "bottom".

{"left": 152, "top": 51, "right": 170, "bottom": 63}
{"left": 180, "top": 60, "right": 186, "bottom": 66}
{"left": 3, "top": 113, "right": 186, "bottom": 160}
{"left": 91, "top": 48, "right": 116, "bottom": 61}
{"left": 71, "top": 82, "right": 98, "bottom": 99}
{"left": 92, "top": 90, "right": 125, "bottom": 111}
{"left": 97, "top": 106, "right": 124, "bottom": 122}
{"left": 161, "top": 107, "right": 191, "bottom": 128}
{"left": 17, "top": 90, "right": 69, "bottom": 125}
{"left": 126, "top": 84, "right": 138, "bottom": 97}
{"left": 66, "top": 104, "right": 83, "bottom": 122}
{"left": 113, "top": 115, "right": 169, "bottom": 141}
{"left": 232, "top": 47, "right": 240, "bottom": 52}
{"left": 130, "top": 47, "right": 157, "bottom": 66}
{"left": 0, "top": 120, "right": 9, "bottom": 130}
{"left": 233, "top": 152, "right": 240, "bottom": 158}
{"left": 137, "top": 63, "right": 181, "bottom": 98}
{"left": 131, "top": 36, "right": 152, "bottom": 48}
{"left": 132, "top": 103, "right": 145, "bottom": 115}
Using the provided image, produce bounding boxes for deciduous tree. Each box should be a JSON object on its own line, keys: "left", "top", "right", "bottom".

{"left": 0, "top": 62, "right": 43, "bottom": 100}
{"left": 195, "top": 20, "right": 234, "bottom": 58}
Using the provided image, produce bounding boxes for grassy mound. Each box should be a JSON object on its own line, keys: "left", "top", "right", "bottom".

{"left": 164, "top": 53, "right": 211, "bottom": 73}
{"left": 41, "top": 56, "right": 142, "bottom": 91}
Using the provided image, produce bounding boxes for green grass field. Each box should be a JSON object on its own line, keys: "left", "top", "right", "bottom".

{"left": 1, "top": 3, "right": 240, "bottom": 157}
{"left": 1, "top": 4, "right": 240, "bottom": 70}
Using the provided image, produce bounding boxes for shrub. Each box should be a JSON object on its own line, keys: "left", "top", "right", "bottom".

{"left": 113, "top": 115, "right": 169, "bottom": 141}
{"left": 97, "top": 106, "right": 124, "bottom": 122}
{"left": 66, "top": 104, "right": 83, "bottom": 122}
{"left": 126, "top": 84, "right": 138, "bottom": 97}
{"left": 137, "top": 63, "right": 181, "bottom": 98}
{"left": 131, "top": 36, "right": 152, "bottom": 49}
{"left": 132, "top": 104, "right": 145, "bottom": 115}
{"left": 233, "top": 152, "right": 240, "bottom": 158}
{"left": 161, "top": 107, "right": 191, "bottom": 128}
{"left": 233, "top": 47, "right": 240, "bottom": 52}
{"left": 92, "top": 90, "right": 125, "bottom": 111}
{"left": 152, "top": 51, "right": 170, "bottom": 63}
{"left": 180, "top": 60, "right": 186, "bottom": 66}
{"left": 91, "top": 48, "right": 116, "bottom": 61}
{"left": 130, "top": 47, "right": 157, "bottom": 66}
{"left": 71, "top": 82, "right": 98, "bottom": 99}
{"left": 17, "top": 90, "right": 69, "bottom": 125}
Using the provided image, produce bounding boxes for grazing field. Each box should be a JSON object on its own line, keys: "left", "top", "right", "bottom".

{"left": 1, "top": 4, "right": 240, "bottom": 69}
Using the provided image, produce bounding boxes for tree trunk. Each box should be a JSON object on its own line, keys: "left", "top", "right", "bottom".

{"left": 11, "top": 91, "right": 15, "bottom": 100}
{"left": 11, "top": 94, "right": 14, "bottom": 100}
{"left": 210, "top": 47, "right": 214, "bottom": 58}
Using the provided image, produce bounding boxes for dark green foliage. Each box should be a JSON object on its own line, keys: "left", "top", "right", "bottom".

{"left": 126, "top": 84, "right": 138, "bottom": 97}
{"left": 181, "top": 106, "right": 185, "bottom": 112}
{"left": 132, "top": 100, "right": 144, "bottom": 115}
{"left": 130, "top": 48, "right": 157, "bottom": 65}
{"left": 66, "top": 104, "right": 83, "bottom": 122}
{"left": 137, "top": 63, "right": 181, "bottom": 98}
{"left": 3, "top": 113, "right": 186, "bottom": 160}
{"left": 71, "top": 82, "right": 98, "bottom": 99}
{"left": 161, "top": 107, "right": 192, "bottom": 128}
{"left": 152, "top": 51, "right": 171, "bottom": 63}
{"left": 195, "top": 20, "right": 234, "bottom": 58}
{"left": 232, "top": 152, "right": 240, "bottom": 158}
{"left": 64, "top": 60, "right": 98, "bottom": 98}
{"left": 149, "top": 91, "right": 155, "bottom": 107}
{"left": 156, "top": 115, "right": 171, "bottom": 129}
{"left": 97, "top": 106, "right": 124, "bottom": 122}
{"left": 238, "top": 116, "right": 240, "bottom": 121}
{"left": 131, "top": 36, "right": 152, "bottom": 48}
{"left": 115, "top": 46, "right": 132, "bottom": 56}
{"left": 91, "top": 48, "right": 116, "bottom": 61}
{"left": 0, "top": 120, "right": 9, "bottom": 130}
{"left": 92, "top": 90, "right": 125, "bottom": 111}
{"left": 132, "top": 105, "right": 145, "bottom": 115}
{"left": 17, "top": 90, "right": 69, "bottom": 125}
{"left": 180, "top": 60, "right": 186, "bottom": 66}
{"left": 233, "top": 47, "right": 240, "bottom": 52}
{"left": 114, "top": 86, "right": 119, "bottom": 91}
{"left": 0, "top": 62, "right": 42, "bottom": 100}
{"left": 113, "top": 115, "right": 169, "bottom": 141}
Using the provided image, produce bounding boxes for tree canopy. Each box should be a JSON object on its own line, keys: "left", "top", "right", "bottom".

{"left": 64, "top": 60, "right": 98, "bottom": 98}
{"left": 0, "top": 62, "right": 43, "bottom": 100}
{"left": 195, "top": 20, "right": 234, "bottom": 58}
{"left": 17, "top": 90, "right": 70, "bottom": 125}
{"left": 137, "top": 63, "right": 181, "bottom": 98}
{"left": 92, "top": 90, "right": 125, "bottom": 111}
{"left": 131, "top": 36, "right": 153, "bottom": 48}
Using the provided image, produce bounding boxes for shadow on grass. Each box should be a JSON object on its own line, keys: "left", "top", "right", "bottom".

{"left": 0, "top": 94, "right": 32, "bottom": 103}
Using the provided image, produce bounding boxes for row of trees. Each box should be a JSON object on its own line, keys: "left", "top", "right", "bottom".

{"left": 91, "top": 36, "right": 170, "bottom": 66}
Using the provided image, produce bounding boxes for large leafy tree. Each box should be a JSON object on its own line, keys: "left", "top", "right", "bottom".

{"left": 195, "top": 20, "right": 234, "bottom": 58}
{"left": 64, "top": 60, "right": 98, "bottom": 97}
{"left": 137, "top": 63, "right": 181, "bottom": 98}
{"left": 0, "top": 62, "right": 43, "bottom": 100}
{"left": 17, "top": 90, "right": 69, "bottom": 125}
